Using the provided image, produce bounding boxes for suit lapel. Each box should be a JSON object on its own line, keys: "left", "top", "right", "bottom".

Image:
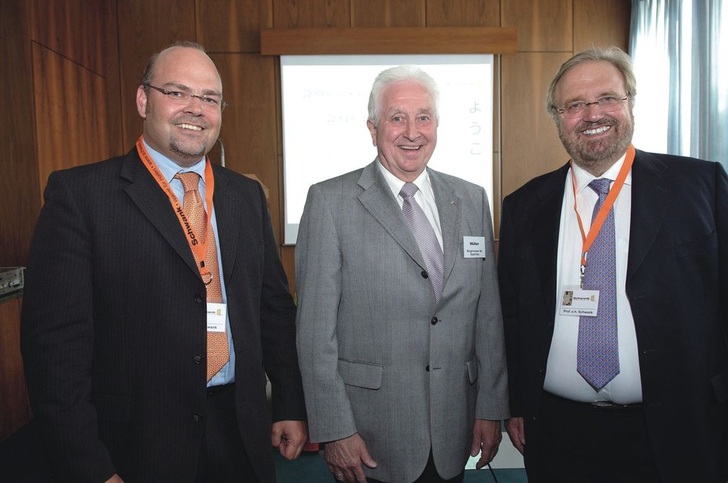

{"left": 357, "top": 162, "right": 427, "bottom": 269}
{"left": 429, "top": 170, "right": 459, "bottom": 283}
{"left": 209, "top": 166, "right": 241, "bottom": 285}
{"left": 627, "top": 150, "right": 670, "bottom": 280}
{"left": 120, "top": 149, "right": 200, "bottom": 278}
{"left": 531, "top": 164, "right": 570, "bottom": 319}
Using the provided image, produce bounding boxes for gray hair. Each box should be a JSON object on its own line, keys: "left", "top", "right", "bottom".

{"left": 546, "top": 46, "right": 637, "bottom": 118}
{"left": 367, "top": 65, "right": 440, "bottom": 127}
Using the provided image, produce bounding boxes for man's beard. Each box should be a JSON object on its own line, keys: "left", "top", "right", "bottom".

{"left": 559, "top": 116, "right": 634, "bottom": 175}
{"left": 170, "top": 138, "right": 207, "bottom": 161}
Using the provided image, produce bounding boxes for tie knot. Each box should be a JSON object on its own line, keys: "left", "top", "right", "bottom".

{"left": 400, "top": 182, "right": 419, "bottom": 199}
{"left": 589, "top": 178, "right": 611, "bottom": 196}
{"left": 176, "top": 172, "right": 201, "bottom": 192}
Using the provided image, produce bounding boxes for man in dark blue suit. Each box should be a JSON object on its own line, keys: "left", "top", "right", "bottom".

{"left": 498, "top": 47, "right": 728, "bottom": 482}
{"left": 21, "top": 41, "right": 307, "bottom": 482}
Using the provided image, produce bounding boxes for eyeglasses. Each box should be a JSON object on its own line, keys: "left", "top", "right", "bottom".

{"left": 553, "top": 95, "right": 629, "bottom": 119}
{"left": 144, "top": 84, "right": 227, "bottom": 112}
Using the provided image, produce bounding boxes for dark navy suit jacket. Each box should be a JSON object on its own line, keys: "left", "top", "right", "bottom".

{"left": 498, "top": 149, "right": 728, "bottom": 482}
{"left": 21, "top": 147, "right": 306, "bottom": 482}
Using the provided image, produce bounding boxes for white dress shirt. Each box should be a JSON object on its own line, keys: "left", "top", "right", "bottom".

{"left": 543, "top": 154, "right": 643, "bottom": 404}
{"left": 376, "top": 160, "right": 443, "bottom": 249}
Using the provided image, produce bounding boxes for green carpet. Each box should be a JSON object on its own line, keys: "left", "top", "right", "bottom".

{"left": 274, "top": 450, "right": 528, "bottom": 482}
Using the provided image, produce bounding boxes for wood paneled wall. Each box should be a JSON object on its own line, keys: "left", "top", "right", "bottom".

{"left": 1, "top": 0, "right": 38, "bottom": 270}
{"left": 0, "top": 0, "right": 631, "bottom": 283}
{"left": 0, "top": 298, "right": 28, "bottom": 441}
{"left": 0, "top": 0, "right": 117, "bottom": 441}
{"left": 0, "top": 0, "right": 630, "bottom": 440}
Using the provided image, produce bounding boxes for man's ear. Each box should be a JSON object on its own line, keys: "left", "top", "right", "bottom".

{"left": 366, "top": 120, "right": 377, "bottom": 146}
{"left": 136, "top": 85, "right": 148, "bottom": 118}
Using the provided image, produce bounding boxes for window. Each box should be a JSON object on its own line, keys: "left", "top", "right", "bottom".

{"left": 630, "top": 0, "right": 727, "bottom": 167}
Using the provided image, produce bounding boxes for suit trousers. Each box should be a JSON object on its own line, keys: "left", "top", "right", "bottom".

{"left": 195, "top": 384, "right": 258, "bottom": 483}
{"left": 525, "top": 391, "right": 660, "bottom": 483}
{"left": 364, "top": 450, "right": 465, "bottom": 483}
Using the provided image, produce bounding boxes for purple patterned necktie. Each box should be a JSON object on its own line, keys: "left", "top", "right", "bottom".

{"left": 400, "top": 182, "right": 444, "bottom": 302}
{"left": 577, "top": 178, "right": 620, "bottom": 390}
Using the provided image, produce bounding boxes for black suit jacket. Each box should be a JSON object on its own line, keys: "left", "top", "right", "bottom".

{"left": 498, "top": 149, "right": 728, "bottom": 482}
{"left": 21, "top": 148, "right": 306, "bottom": 482}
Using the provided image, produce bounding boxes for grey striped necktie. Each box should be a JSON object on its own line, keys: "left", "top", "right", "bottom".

{"left": 400, "top": 182, "right": 444, "bottom": 302}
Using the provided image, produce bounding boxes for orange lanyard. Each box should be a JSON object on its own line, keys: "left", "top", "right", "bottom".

{"left": 571, "top": 144, "right": 635, "bottom": 285}
{"left": 136, "top": 136, "right": 215, "bottom": 279}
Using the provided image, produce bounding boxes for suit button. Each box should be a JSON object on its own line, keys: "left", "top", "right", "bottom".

{"left": 194, "top": 294, "right": 204, "bottom": 303}
{"left": 431, "top": 317, "right": 438, "bottom": 325}
{"left": 421, "top": 270, "right": 428, "bottom": 279}
{"left": 193, "top": 355, "right": 202, "bottom": 364}
{"left": 192, "top": 413, "right": 203, "bottom": 423}
{"left": 426, "top": 364, "right": 430, "bottom": 372}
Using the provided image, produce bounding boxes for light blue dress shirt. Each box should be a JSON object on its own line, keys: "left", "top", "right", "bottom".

{"left": 143, "top": 141, "right": 235, "bottom": 386}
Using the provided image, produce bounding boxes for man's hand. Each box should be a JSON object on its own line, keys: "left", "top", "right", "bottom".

{"left": 470, "top": 419, "right": 502, "bottom": 470}
{"left": 271, "top": 420, "right": 309, "bottom": 460}
{"left": 324, "top": 433, "right": 377, "bottom": 482}
{"left": 104, "top": 474, "right": 124, "bottom": 483}
{"left": 505, "top": 417, "right": 525, "bottom": 454}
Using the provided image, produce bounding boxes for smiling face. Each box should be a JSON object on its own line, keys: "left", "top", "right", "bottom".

{"left": 367, "top": 80, "right": 437, "bottom": 182}
{"left": 552, "top": 60, "right": 634, "bottom": 176}
{"left": 136, "top": 46, "right": 223, "bottom": 168}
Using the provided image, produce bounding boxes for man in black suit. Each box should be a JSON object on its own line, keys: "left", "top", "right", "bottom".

{"left": 21, "top": 41, "right": 307, "bottom": 483}
{"left": 498, "top": 46, "right": 728, "bottom": 482}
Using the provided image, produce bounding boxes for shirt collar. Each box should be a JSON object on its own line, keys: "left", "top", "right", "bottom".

{"left": 571, "top": 151, "right": 632, "bottom": 195}
{"left": 376, "top": 158, "right": 433, "bottom": 199}
{"left": 143, "top": 139, "right": 207, "bottom": 184}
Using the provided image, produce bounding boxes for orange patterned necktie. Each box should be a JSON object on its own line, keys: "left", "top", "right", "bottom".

{"left": 175, "top": 172, "right": 229, "bottom": 381}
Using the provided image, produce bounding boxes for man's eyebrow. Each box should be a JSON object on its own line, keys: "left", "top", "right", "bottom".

{"left": 160, "top": 82, "right": 222, "bottom": 97}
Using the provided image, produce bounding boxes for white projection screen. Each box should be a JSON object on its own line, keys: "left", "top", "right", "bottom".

{"left": 280, "top": 54, "right": 494, "bottom": 245}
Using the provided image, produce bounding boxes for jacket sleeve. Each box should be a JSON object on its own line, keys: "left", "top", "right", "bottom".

{"left": 21, "top": 171, "right": 116, "bottom": 482}
{"left": 254, "top": 179, "right": 307, "bottom": 423}
{"left": 474, "top": 186, "right": 510, "bottom": 420}
{"left": 497, "top": 194, "right": 524, "bottom": 417}
{"left": 295, "top": 182, "right": 358, "bottom": 443}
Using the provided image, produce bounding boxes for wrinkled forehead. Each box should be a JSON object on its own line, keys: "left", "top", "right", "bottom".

{"left": 381, "top": 80, "right": 435, "bottom": 110}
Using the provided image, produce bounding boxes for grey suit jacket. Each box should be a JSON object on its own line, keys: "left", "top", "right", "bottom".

{"left": 296, "top": 160, "right": 509, "bottom": 483}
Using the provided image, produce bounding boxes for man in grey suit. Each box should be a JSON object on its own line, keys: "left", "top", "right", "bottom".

{"left": 295, "top": 65, "right": 509, "bottom": 483}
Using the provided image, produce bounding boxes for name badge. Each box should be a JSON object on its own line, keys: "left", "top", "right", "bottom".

{"left": 463, "top": 236, "right": 486, "bottom": 258}
{"left": 559, "top": 287, "right": 600, "bottom": 316}
{"left": 207, "top": 302, "right": 227, "bottom": 333}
